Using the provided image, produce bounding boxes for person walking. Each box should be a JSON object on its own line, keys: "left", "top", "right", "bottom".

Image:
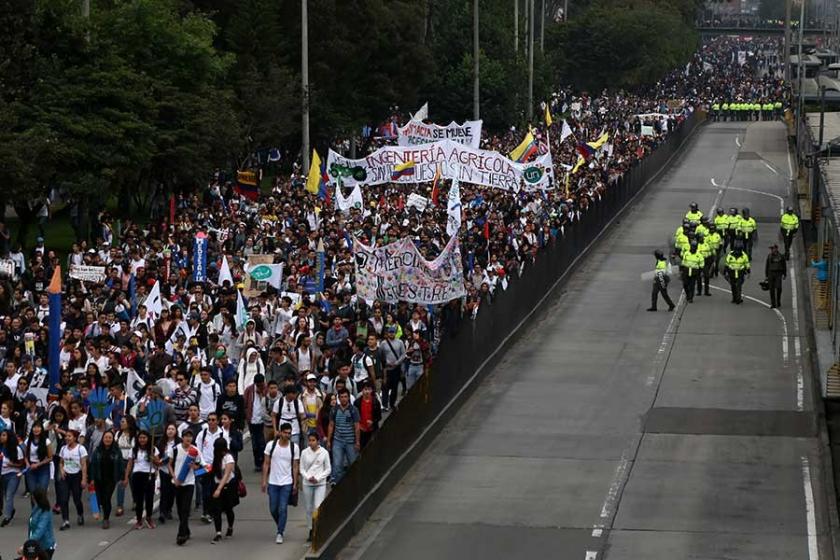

{"left": 765, "top": 244, "right": 787, "bottom": 309}
{"left": 57, "top": 429, "right": 87, "bottom": 530}
{"left": 378, "top": 327, "right": 406, "bottom": 411}
{"left": 23, "top": 423, "right": 52, "bottom": 496}
{"left": 299, "top": 431, "right": 331, "bottom": 542}
{"left": 262, "top": 422, "right": 298, "bottom": 545}
{"left": 680, "top": 242, "right": 704, "bottom": 304}
{"left": 327, "top": 388, "right": 360, "bottom": 485}
{"left": 157, "top": 423, "right": 180, "bottom": 524}
{"left": 244, "top": 373, "right": 268, "bottom": 472}
{"left": 647, "top": 250, "right": 675, "bottom": 312}
{"left": 123, "top": 430, "right": 159, "bottom": 529}
{"left": 0, "top": 428, "right": 24, "bottom": 525}
{"left": 169, "top": 429, "right": 206, "bottom": 546}
{"left": 208, "top": 438, "right": 239, "bottom": 543}
{"left": 89, "top": 430, "right": 122, "bottom": 529}
{"left": 780, "top": 206, "right": 800, "bottom": 259}
{"left": 26, "top": 489, "right": 55, "bottom": 559}
{"left": 738, "top": 207, "right": 758, "bottom": 259}
{"left": 725, "top": 243, "right": 751, "bottom": 304}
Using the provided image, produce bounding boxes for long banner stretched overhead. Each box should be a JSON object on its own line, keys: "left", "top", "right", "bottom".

{"left": 397, "top": 119, "right": 482, "bottom": 148}
{"left": 327, "top": 139, "right": 554, "bottom": 191}
{"left": 353, "top": 235, "right": 466, "bottom": 304}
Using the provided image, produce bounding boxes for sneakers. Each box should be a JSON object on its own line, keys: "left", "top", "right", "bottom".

{"left": 158, "top": 515, "right": 166, "bottom": 524}
{"left": 212, "top": 533, "right": 222, "bottom": 544}
{"left": 77, "top": 516, "right": 84, "bottom": 526}
{"left": 145, "top": 517, "right": 156, "bottom": 529}
{"left": 275, "top": 533, "right": 284, "bottom": 544}
{"left": 1, "top": 517, "right": 10, "bottom": 527}
{"left": 115, "top": 507, "right": 124, "bottom": 517}
{"left": 102, "top": 519, "right": 110, "bottom": 530}
{"left": 225, "top": 527, "right": 233, "bottom": 538}
{"left": 134, "top": 521, "right": 143, "bottom": 530}
{"left": 201, "top": 514, "right": 212, "bottom": 524}
{"left": 60, "top": 521, "right": 70, "bottom": 531}
{"left": 646, "top": 307, "right": 657, "bottom": 312}
{"left": 176, "top": 535, "right": 187, "bottom": 546}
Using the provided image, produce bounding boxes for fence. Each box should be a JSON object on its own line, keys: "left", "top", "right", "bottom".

{"left": 306, "top": 111, "right": 704, "bottom": 559}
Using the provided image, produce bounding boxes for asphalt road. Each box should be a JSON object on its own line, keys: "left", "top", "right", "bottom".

{"left": 0, "top": 434, "right": 312, "bottom": 560}
{"left": 338, "top": 121, "right": 835, "bottom": 560}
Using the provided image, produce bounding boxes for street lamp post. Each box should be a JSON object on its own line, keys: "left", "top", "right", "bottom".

{"left": 474, "top": 0, "right": 480, "bottom": 120}
{"left": 302, "top": 0, "right": 311, "bottom": 171}
{"left": 527, "top": 0, "right": 534, "bottom": 121}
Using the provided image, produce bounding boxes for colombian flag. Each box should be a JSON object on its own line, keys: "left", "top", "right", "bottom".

{"left": 575, "top": 142, "right": 596, "bottom": 161}
{"left": 392, "top": 160, "right": 416, "bottom": 180}
{"left": 235, "top": 170, "right": 259, "bottom": 200}
{"left": 509, "top": 131, "right": 538, "bottom": 163}
{"left": 430, "top": 165, "right": 442, "bottom": 206}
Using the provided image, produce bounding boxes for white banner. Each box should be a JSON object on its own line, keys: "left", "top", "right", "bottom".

{"left": 336, "top": 184, "right": 364, "bottom": 213}
{"left": 327, "top": 139, "right": 554, "bottom": 191}
{"left": 352, "top": 235, "right": 466, "bottom": 304}
{"left": 69, "top": 265, "right": 106, "bottom": 283}
{"left": 248, "top": 262, "right": 284, "bottom": 290}
{"left": 641, "top": 125, "right": 655, "bottom": 136}
{"left": 0, "top": 260, "right": 14, "bottom": 278}
{"left": 446, "top": 178, "right": 462, "bottom": 237}
{"left": 406, "top": 193, "right": 430, "bottom": 212}
{"left": 397, "top": 119, "right": 482, "bottom": 148}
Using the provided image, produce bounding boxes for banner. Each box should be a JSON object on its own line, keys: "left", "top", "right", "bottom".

{"left": 406, "top": 193, "right": 430, "bottom": 212}
{"left": 327, "top": 139, "right": 554, "bottom": 191}
{"left": 192, "top": 233, "right": 208, "bottom": 283}
{"left": 397, "top": 120, "right": 482, "bottom": 148}
{"left": 244, "top": 255, "right": 274, "bottom": 298}
{"left": 446, "top": 178, "right": 462, "bottom": 237}
{"left": 336, "top": 184, "right": 364, "bottom": 213}
{"left": 352, "top": 235, "right": 466, "bottom": 304}
{"left": 0, "top": 260, "right": 14, "bottom": 278}
{"left": 302, "top": 240, "right": 325, "bottom": 294}
{"left": 69, "top": 265, "right": 106, "bottom": 283}
{"left": 248, "top": 263, "right": 284, "bottom": 290}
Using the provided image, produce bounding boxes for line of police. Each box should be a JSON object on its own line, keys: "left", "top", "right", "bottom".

{"left": 709, "top": 101, "right": 784, "bottom": 121}
{"left": 650, "top": 203, "right": 801, "bottom": 310}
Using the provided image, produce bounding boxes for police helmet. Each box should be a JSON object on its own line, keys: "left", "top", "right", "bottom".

{"left": 742, "top": 207, "right": 750, "bottom": 216}
{"left": 689, "top": 202, "right": 699, "bottom": 211}
{"left": 700, "top": 216, "right": 709, "bottom": 224}
{"left": 654, "top": 249, "right": 664, "bottom": 260}
{"left": 716, "top": 208, "right": 724, "bottom": 215}
{"left": 729, "top": 207, "right": 738, "bottom": 215}
{"left": 786, "top": 206, "right": 794, "bottom": 213}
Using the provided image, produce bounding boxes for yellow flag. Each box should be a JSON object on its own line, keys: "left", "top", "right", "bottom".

{"left": 588, "top": 132, "right": 609, "bottom": 150}
{"left": 572, "top": 155, "right": 585, "bottom": 174}
{"left": 306, "top": 150, "right": 322, "bottom": 194}
{"left": 544, "top": 104, "right": 553, "bottom": 127}
{"left": 509, "top": 131, "right": 535, "bottom": 162}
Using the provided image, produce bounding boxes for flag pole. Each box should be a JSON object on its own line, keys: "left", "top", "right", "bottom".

{"left": 47, "top": 266, "right": 62, "bottom": 398}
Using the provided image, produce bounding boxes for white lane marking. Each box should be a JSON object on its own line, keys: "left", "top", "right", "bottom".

{"left": 735, "top": 136, "right": 742, "bottom": 147}
{"left": 599, "top": 451, "right": 632, "bottom": 520}
{"left": 585, "top": 551, "right": 598, "bottom": 560}
{"left": 591, "top": 526, "right": 603, "bottom": 538}
{"left": 787, "top": 145, "right": 795, "bottom": 182}
{"left": 647, "top": 295, "right": 684, "bottom": 387}
{"left": 802, "top": 456, "right": 820, "bottom": 560}
{"left": 764, "top": 161, "right": 779, "bottom": 175}
{"left": 708, "top": 284, "right": 790, "bottom": 365}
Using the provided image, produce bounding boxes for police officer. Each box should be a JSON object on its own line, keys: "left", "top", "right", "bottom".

{"left": 738, "top": 207, "right": 758, "bottom": 258}
{"left": 765, "top": 243, "right": 787, "bottom": 309}
{"left": 685, "top": 202, "right": 703, "bottom": 224}
{"left": 696, "top": 233, "right": 713, "bottom": 296}
{"left": 647, "top": 250, "right": 676, "bottom": 312}
{"left": 681, "top": 241, "right": 704, "bottom": 303}
{"left": 712, "top": 100, "right": 720, "bottom": 121}
{"left": 706, "top": 224, "right": 723, "bottom": 277}
{"left": 780, "top": 206, "right": 800, "bottom": 259}
{"left": 722, "top": 101, "right": 730, "bottom": 121}
{"left": 714, "top": 208, "right": 729, "bottom": 251}
{"left": 725, "top": 243, "right": 750, "bottom": 304}
{"left": 725, "top": 207, "right": 740, "bottom": 252}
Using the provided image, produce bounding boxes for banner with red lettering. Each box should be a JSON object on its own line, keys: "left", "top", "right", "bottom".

{"left": 326, "top": 139, "right": 554, "bottom": 191}
{"left": 397, "top": 119, "right": 482, "bottom": 148}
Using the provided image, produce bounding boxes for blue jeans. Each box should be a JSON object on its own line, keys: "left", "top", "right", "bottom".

{"left": 406, "top": 363, "right": 424, "bottom": 390}
{"left": 1, "top": 472, "right": 20, "bottom": 519}
{"left": 117, "top": 481, "right": 126, "bottom": 508}
{"left": 267, "top": 484, "right": 293, "bottom": 536}
{"left": 332, "top": 439, "right": 358, "bottom": 484}
{"left": 25, "top": 465, "right": 50, "bottom": 494}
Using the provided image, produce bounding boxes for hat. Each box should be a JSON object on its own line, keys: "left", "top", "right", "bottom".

{"left": 23, "top": 393, "right": 37, "bottom": 403}
{"left": 22, "top": 540, "right": 42, "bottom": 559}
{"left": 306, "top": 373, "right": 317, "bottom": 381}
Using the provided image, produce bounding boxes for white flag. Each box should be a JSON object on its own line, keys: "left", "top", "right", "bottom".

{"left": 248, "top": 263, "right": 284, "bottom": 290}
{"left": 335, "top": 184, "right": 364, "bottom": 213}
{"left": 446, "top": 178, "right": 462, "bottom": 237}
{"left": 145, "top": 280, "right": 162, "bottom": 318}
{"left": 560, "top": 120, "right": 573, "bottom": 143}
{"left": 235, "top": 289, "right": 248, "bottom": 329}
{"left": 125, "top": 368, "right": 146, "bottom": 405}
{"left": 412, "top": 101, "right": 429, "bottom": 121}
{"left": 218, "top": 255, "right": 233, "bottom": 287}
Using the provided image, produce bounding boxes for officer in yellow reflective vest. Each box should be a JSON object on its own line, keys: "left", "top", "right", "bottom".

{"left": 725, "top": 207, "right": 740, "bottom": 252}
{"left": 685, "top": 202, "right": 703, "bottom": 224}
{"left": 696, "top": 234, "right": 713, "bottom": 297}
{"left": 780, "top": 206, "right": 800, "bottom": 259}
{"left": 714, "top": 208, "right": 729, "bottom": 251}
{"left": 722, "top": 101, "right": 730, "bottom": 121}
{"left": 725, "top": 243, "right": 751, "bottom": 304}
{"left": 712, "top": 101, "right": 720, "bottom": 121}
{"left": 681, "top": 242, "right": 704, "bottom": 304}
{"left": 774, "top": 100, "right": 782, "bottom": 120}
{"left": 737, "top": 207, "right": 758, "bottom": 258}
{"left": 706, "top": 224, "right": 723, "bottom": 277}
{"left": 647, "top": 250, "right": 676, "bottom": 312}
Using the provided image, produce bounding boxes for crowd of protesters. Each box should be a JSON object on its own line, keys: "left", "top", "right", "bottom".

{"left": 0, "top": 35, "right": 790, "bottom": 556}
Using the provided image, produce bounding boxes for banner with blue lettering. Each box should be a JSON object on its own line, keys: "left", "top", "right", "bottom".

{"left": 192, "top": 233, "right": 208, "bottom": 283}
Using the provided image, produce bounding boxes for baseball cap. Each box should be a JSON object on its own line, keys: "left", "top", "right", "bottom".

{"left": 22, "top": 539, "right": 42, "bottom": 559}
{"left": 306, "top": 373, "right": 317, "bottom": 381}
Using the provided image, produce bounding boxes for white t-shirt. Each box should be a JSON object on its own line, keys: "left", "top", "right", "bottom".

{"left": 264, "top": 441, "right": 297, "bottom": 486}
{"left": 195, "top": 427, "right": 223, "bottom": 464}
{"left": 25, "top": 438, "right": 51, "bottom": 464}
{"left": 60, "top": 444, "right": 88, "bottom": 474}
{"left": 352, "top": 353, "right": 374, "bottom": 383}
{"left": 171, "top": 444, "right": 203, "bottom": 486}
{"left": 1, "top": 444, "right": 24, "bottom": 475}
{"left": 215, "top": 453, "right": 236, "bottom": 482}
{"left": 131, "top": 448, "right": 159, "bottom": 474}
{"left": 273, "top": 397, "right": 304, "bottom": 437}
{"left": 251, "top": 392, "right": 266, "bottom": 425}
{"left": 68, "top": 414, "right": 88, "bottom": 436}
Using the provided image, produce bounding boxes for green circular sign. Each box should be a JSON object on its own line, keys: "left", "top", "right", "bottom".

{"left": 249, "top": 265, "right": 273, "bottom": 281}
{"left": 523, "top": 166, "right": 543, "bottom": 184}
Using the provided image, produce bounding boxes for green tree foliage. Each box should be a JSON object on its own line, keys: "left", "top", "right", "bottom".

{"left": 548, "top": 0, "right": 698, "bottom": 91}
